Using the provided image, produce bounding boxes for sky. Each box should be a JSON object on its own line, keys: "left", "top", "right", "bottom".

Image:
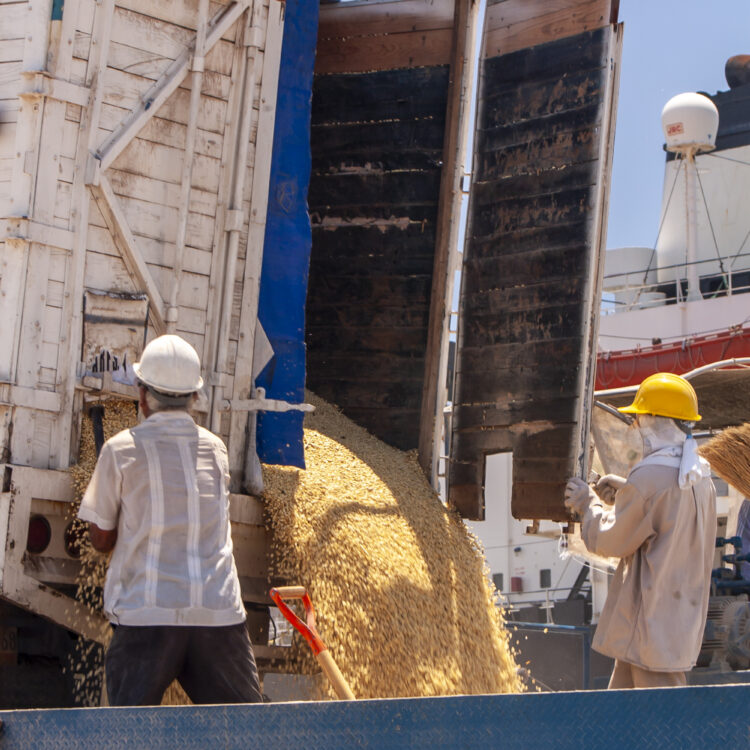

{"left": 606, "top": 0, "right": 750, "bottom": 251}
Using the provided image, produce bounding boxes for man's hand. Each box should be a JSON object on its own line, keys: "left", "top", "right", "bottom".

{"left": 564, "top": 477, "right": 591, "bottom": 516}
{"left": 595, "top": 474, "right": 626, "bottom": 505}
{"left": 89, "top": 523, "right": 117, "bottom": 553}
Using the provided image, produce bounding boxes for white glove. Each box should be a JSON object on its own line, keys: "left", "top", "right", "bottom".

{"left": 595, "top": 474, "right": 626, "bottom": 504}
{"left": 564, "top": 477, "right": 591, "bottom": 515}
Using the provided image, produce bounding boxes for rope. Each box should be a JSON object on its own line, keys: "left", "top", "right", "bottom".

{"left": 694, "top": 161, "right": 728, "bottom": 277}
{"left": 634, "top": 158, "right": 683, "bottom": 305}
{"left": 705, "top": 152, "right": 750, "bottom": 169}
{"left": 729, "top": 227, "right": 750, "bottom": 271}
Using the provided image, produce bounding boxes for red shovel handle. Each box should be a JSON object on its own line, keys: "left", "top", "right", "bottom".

{"left": 269, "top": 586, "right": 326, "bottom": 655}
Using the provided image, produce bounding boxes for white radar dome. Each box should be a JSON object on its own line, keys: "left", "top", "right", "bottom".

{"left": 661, "top": 92, "right": 719, "bottom": 152}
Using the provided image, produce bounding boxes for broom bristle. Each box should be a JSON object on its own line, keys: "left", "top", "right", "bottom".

{"left": 699, "top": 423, "right": 750, "bottom": 499}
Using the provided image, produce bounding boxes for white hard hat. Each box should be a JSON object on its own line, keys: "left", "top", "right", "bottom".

{"left": 133, "top": 334, "right": 204, "bottom": 395}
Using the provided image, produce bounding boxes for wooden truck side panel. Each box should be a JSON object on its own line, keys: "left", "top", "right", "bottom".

{"left": 449, "top": 0, "right": 621, "bottom": 521}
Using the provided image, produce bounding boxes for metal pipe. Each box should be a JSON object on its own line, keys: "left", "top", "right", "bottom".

{"left": 595, "top": 358, "right": 750, "bottom": 400}
{"left": 685, "top": 152, "right": 702, "bottom": 302}
{"left": 211, "top": 8, "right": 260, "bottom": 433}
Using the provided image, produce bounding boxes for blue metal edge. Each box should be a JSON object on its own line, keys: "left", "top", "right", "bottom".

{"left": 0, "top": 685, "right": 748, "bottom": 749}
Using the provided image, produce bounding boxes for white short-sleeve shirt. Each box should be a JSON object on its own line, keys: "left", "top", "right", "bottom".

{"left": 78, "top": 411, "right": 246, "bottom": 627}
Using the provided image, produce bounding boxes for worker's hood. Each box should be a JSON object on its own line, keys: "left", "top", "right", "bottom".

{"left": 636, "top": 414, "right": 687, "bottom": 456}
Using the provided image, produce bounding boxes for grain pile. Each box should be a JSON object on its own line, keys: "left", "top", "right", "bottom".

{"left": 699, "top": 423, "right": 750, "bottom": 498}
{"left": 264, "top": 393, "right": 522, "bottom": 699}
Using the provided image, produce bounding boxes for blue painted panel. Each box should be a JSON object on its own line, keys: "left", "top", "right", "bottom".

{"left": 255, "top": 0, "right": 319, "bottom": 468}
{"left": 1, "top": 686, "right": 749, "bottom": 749}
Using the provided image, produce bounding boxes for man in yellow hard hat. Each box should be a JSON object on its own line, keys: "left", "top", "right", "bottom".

{"left": 565, "top": 372, "right": 716, "bottom": 688}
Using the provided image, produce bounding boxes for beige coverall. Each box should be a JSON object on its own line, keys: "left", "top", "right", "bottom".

{"left": 579, "top": 462, "right": 716, "bottom": 688}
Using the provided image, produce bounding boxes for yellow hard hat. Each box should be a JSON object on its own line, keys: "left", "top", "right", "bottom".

{"left": 618, "top": 372, "right": 701, "bottom": 422}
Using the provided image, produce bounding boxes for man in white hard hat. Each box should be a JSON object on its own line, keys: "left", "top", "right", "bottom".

{"left": 78, "top": 334, "right": 263, "bottom": 706}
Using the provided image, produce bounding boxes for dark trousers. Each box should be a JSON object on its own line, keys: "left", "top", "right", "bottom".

{"left": 105, "top": 622, "right": 263, "bottom": 706}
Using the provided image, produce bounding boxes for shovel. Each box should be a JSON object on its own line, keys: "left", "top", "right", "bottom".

{"left": 269, "top": 586, "right": 355, "bottom": 700}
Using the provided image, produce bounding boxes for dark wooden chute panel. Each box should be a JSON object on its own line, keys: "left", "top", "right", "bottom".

{"left": 306, "top": 66, "right": 449, "bottom": 450}
{"left": 449, "top": 13, "right": 621, "bottom": 521}
{"left": 305, "top": 0, "right": 458, "bottom": 451}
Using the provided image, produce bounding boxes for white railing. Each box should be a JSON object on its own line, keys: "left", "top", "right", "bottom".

{"left": 601, "top": 252, "right": 750, "bottom": 315}
{"left": 503, "top": 586, "right": 588, "bottom": 625}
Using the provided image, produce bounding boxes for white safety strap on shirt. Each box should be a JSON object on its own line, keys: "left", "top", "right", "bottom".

{"left": 143, "top": 438, "right": 166, "bottom": 609}
{"left": 179, "top": 439, "right": 203, "bottom": 608}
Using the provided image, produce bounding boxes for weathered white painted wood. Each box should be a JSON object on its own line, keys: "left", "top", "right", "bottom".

{"left": 20, "top": 71, "right": 91, "bottom": 107}
{"left": 0, "top": 120, "right": 16, "bottom": 158}
{"left": 107, "top": 168, "right": 218, "bottom": 217}
{"left": 0, "top": 98, "right": 19, "bottom": 123}
{"left": 174, "top": 304, "right": 206, "bottom": 335}
{"left": 3, "top": 218, "right": 75, "bottom": 251}
{"left": 68, "top": 56, "right": 87, "bottom": 85}
{"left": 1, "top": 464, "right": 33, "bottom": 591}
{"left": 85, "top": 56, "right": 231, "bottom": 113}
{"left": 54, "top": 182, "right": 73, "bottom": 224}
{"left": 0, "top": 3, "right": 27, "bottom": 42}
{"left": 176, "top": 269, "right": 210, "bottom": 309}
{"left": 7, "top": 0, "right": 72, "bottom": 465}
{"left": 0, "top": 61, "right": 21, "bottom": 98}
{"left": 48, "top": 248, "right": 67, "bottom": 281}
{"left": 55, "top": 0, "right": 117, "bottom": 467}
{"left": 75, "top": 0, "right": 96, "bottom": 37}
{"left": 0, "top": 242, "right": 28, "bottom": 382}
{"left": 31, "top": 411, "right": 55, "bottom": 465}
{"left": 47, "top": 0, "right": 78, "bottom": 81}
{"left": 226, "top": 0, "right": 282, "bottom": 486}
{"left": 64, "top": 102, "right": 81, "bottom": 122}
{"left": 12, "top": 229, "right": 54, "bottom": 460}
{"left": 42, "top": 302, "right": 62, "bottom": 335}
{"left": 9, "top": 100, "right": 43, "bottom": 220}
{"left": 0, "top": 0, "right": 37, "bottom": 410}
{"left": 40, "top": 341, "right": 59, "bottom": 374}
{"left": 118, "top": 0, "right": 243, "bottom": 43}
{"left": 22, "top": 0, "right": 53, "bottom": 70}
{"left": 103, "top": 191, "right": 215, "bottom": 252}
{"left": 46, "top": 278, "right": 65, "bottom": 307}
{"left": 110, "top": 136, "right": 222, "bottom": 193}
{"left": 84, "top": 249, "right": 137, "bottom": 294}
{"left": 98, "top": 100, "right": 231, "bottom": 154}
{"left": 88, "top": 222, "right": 213, "bottom": 277}
{"left": 57, "top": 156, "right": 75, "bottom": 183}
{"left": 0, "top": 39, "right": 23, "bottom": 64}
{"left": 72, "top": 7, "right": 236, "bottom": 75}
{"left": 95, "top": 0, "right": 251, "bottom": 173}
{"left": 93, "top": 174, "right": 167, "bottom": 331}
